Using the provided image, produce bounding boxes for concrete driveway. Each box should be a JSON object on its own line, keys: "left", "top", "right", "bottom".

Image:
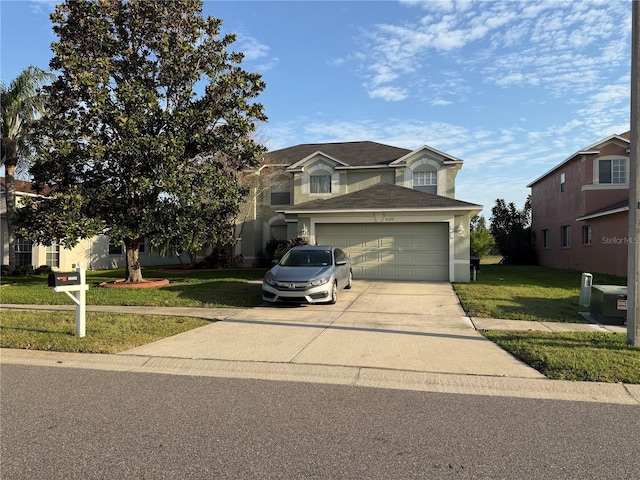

{"left": 123, "top": 280, "right": 543, "bottom": 379}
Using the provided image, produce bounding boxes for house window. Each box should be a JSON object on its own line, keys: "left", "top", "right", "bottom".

{"left": 310, "top": 174, "right": 331, "bottom": 194}
{"left": 46, "top": 242, "right": 60, "bottom": 268}
{"left": 542, "top": 229, "right": 549, "bottom": 249}
{"left": 582, "top": 225, "right": 592, "bottom": 245}
{"left": 270, "top": 178, "right": 291, "bottom": 205}
{"left": 598, "top": 158, "right": 627, "bottom": 184}
{"left": 15, "top": 237, "right": 33, "bottom": 267}
{"left": 561, "top": 225, "right": 570, "bottom": 248}
{"left": 138, "top": 238, "right": 145, "bottom": 253}
{"left": 413, "top": 170, "right": 437, "bottom": 194}
{"left": 109, "top": 242, "right": 123, "bottom": 255}
{"left": 560, "top": 173, "right": 565, "bottom": 193}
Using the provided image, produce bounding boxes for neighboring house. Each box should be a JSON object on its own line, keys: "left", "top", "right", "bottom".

{"left": 235, "top": 141, "right": 482, "bottom": 282}
{"left": 527, "top": 131, "right": 631, "bottom": 277}
{"left": 0, "top": 178, "right": 189, "bottom": 271}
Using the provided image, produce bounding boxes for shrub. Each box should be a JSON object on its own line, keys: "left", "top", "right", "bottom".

{"left": 34, "top": 265, "right": 53, "bottom": 275}
{"left": 274, "top": 237, "right": 309, "bottom": 260}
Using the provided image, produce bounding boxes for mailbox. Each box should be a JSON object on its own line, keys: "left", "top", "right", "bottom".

{"left": 48, "top": 272, "right": 81, "bottom": 287}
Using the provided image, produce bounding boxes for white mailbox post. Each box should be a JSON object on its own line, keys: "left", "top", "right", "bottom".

{"left": 48, "top": 262, "right": 89, "bottom": 337}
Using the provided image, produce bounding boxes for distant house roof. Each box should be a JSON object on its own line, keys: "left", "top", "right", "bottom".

{"left": 262, "top": 141, "right": 412, "bottom": 167}
{"left": 279, "top": 183, "right": 482, "bottom": 213}
{"left": 527, "top": 131, "right": 631, "bottom": 187}
{"left": 0, "top": 177, "right": 39, "bottom": 195}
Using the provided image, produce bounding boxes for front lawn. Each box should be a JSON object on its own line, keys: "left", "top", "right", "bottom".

{"left": 0, "top": 310, "right": 210, "bottom": 353}
{"left": 453, "top": 264, "right": 626, "bottom": 323}
{"left": 0, "top": 267, "right": 266, "bottom": 308}
{"left": 483, "top": 330, "right": 640, "bottom": 383}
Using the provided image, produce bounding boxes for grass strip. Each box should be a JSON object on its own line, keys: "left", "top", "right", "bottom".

{"left": 0, "top": 310, "right": 210, "bottom": 353}
{"left": 482, "top": 330, "right": 640, "bottom": 383}
{"left": 454, "top": 264, "right": 626, "bottom": 323}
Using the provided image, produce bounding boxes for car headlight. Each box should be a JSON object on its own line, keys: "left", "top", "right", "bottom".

{"left": 264, "top": 274, "right": 277, "bottom": 286}
{"left": 310, "top": 277, "right": 329, "bottom": 287}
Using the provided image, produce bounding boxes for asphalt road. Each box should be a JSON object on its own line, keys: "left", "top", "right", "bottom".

{"left": 2, "top": 364, "right": 638, "bottom": 480}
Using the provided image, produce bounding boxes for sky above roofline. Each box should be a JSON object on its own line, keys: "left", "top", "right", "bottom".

{"left": 1, "top": 0, "right": 632, "bottom": 217}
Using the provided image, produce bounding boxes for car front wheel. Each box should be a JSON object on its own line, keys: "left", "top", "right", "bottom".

{"left": 328, "top": 281, "right": 338, "bottom": 304}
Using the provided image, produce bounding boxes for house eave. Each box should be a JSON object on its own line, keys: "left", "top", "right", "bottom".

{"left": 576, "top": 206, "right": 629, "bottom": 222}
{"left": 277, "top": 206, "right": 483, "bottom": 215}
{"left": 390, "top": 144, "right": 465, "bottom": 166}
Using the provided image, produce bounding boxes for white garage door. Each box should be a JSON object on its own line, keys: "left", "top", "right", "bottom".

{"left": 316, "top": 223, "right": 449, "bottom": 281}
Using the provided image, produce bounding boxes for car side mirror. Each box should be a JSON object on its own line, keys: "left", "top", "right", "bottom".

{"left": 336, "top": 260, "right": 348, "bottom": 266}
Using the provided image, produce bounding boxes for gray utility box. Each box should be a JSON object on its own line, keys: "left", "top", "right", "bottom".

{"left": 590, "top": 285, "right": 627, "bottom": 324}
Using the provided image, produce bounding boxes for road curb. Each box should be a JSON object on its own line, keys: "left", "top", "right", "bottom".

{"left": 2, "top": 348, "right": 639, "bottom": 406}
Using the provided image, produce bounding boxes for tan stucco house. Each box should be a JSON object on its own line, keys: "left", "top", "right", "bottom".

{"left": 235, "top": 141, "right": 482, "bottom": 282}
{"left": 1, "top": 178, "right": 189, "bottom": 271}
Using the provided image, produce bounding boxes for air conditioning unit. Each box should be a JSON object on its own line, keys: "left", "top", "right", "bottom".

{"left": 590, "top": 285, "right": 627, "bottom": 324}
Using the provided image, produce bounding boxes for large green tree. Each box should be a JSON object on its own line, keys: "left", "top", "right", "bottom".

{"left": 489, "top": 197, "right": 536, "bottom": 265}
{"left": 469, "top": 214, "right": 494, "bottom": 259}
{"left": 18, "top": 0, "right": 267, "bottom": 282}
{"left": 1, "top": 66, "right": 54, "bottom": 272}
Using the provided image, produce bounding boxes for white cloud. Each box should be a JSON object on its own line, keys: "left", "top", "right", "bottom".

{"left": 234, "top": 35, "right": 270, "bottom": 62}
{"left": 366, "top": 85, "right": 408, "bottom": 101}
{"left": 352, "top": 0, "right": 630, "bottom": 108}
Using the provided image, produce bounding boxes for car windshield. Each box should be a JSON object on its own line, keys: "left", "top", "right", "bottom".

{"left": 280, "top": 249, "right": 332, "bottom": 267}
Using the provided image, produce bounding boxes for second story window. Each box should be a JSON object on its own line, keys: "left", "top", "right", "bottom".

{"left": 310, "top": 174, "right": 331, "bottom": 194}
{"left": 413, "top": 170, "right": 437, "bottom": 194}
{"left": 270, "top": 178, "right": 291, "bottom": 205}
{"left": 598, "top": 158, "right": 627, "bottom": 184}
{"left": 560, "top": 173, "right": 565, "bottom": 193}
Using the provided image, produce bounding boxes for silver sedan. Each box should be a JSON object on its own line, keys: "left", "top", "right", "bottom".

{"left": 262, "top": 246, "right": 353, "bottom": 304}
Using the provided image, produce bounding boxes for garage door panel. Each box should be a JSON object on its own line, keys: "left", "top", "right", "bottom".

{"left": 316, "top": 222, "right": 449, "bottom": 281}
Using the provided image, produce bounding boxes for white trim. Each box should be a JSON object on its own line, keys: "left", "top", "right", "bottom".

{"left": 581, "top": 184, "right": 629, "bottom": 191}
{"left": 576, "top": 206, "right": 629, "bottom": 222}
{"left": 287, "top": 151, "right": 350, "bottom": 170}
{"left": 279, "top": 206, "right": 482, "bottom": 215}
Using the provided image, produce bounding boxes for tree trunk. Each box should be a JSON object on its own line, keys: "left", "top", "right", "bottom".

{"left": 124, "top": 237, "right": 144, "bottom": 282}
{"left": 3, "top": 137, "right": 18, "bottom": 273}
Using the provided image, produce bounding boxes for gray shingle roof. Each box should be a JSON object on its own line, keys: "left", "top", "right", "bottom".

{"left": 282, "top": 183, "right": 482, "bottom": 212}
{"left": 263, "top": 141, "right": 411, "bottom": 167}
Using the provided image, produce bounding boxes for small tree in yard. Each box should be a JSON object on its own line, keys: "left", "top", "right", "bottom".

{"left": 17, "top": 0, "right": 267, "bottom": 282}
{"left": 469, "top": 214, "right": 494, "bottom": 259}
{"left": 489, "top": 197, "right": 536, "bottom": 265}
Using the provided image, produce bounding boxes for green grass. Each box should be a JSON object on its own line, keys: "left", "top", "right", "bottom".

{"left": 454, "top": 264, "right": 626, "bottom": 323}
{"left": 0, "top": 310, "right": 210, "bottom": 353}
{"left": 483, "top": 330, "right": 640, "bottom": 383}
{"left": 1, "top": 267, "right": 267, "bottom": 308}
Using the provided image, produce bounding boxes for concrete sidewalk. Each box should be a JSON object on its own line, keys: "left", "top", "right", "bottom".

{"left": 1, "top": 282, "right": 638, "bottom": 405}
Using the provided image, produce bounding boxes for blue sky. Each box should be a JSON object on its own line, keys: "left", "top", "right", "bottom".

{"left": 1, "top": 0, "right": 633, "bottom": 217}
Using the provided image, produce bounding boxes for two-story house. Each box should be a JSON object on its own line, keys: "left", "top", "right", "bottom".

{"left": 235, "top": 141, "right": 482, "bottom": 282}
{"left": 527, "top": 131, "right": 630, "bottom": 277}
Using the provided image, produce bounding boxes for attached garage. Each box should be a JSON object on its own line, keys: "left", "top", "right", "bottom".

{"left": 316, "top": 223, "right": 449, "bottom": 281}
{"left": 278, "top": 183, "right": 482, "bottom": 283}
